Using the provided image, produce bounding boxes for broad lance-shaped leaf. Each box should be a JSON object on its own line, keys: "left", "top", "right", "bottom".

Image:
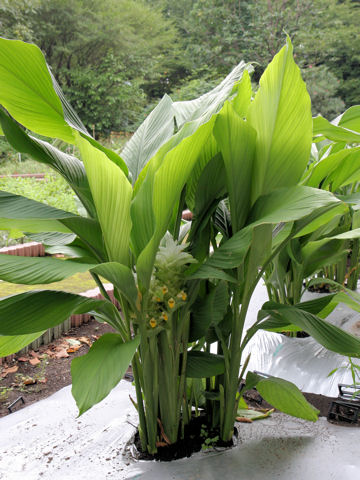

{"left": 77, "top": 135, "right": 132, "bottom": 265}
{"left": 0, "top": 255, "right": 138, "bottom": 309}
{"left": 0, "top": 332, "right": 45, "bottom": 357}
{"left": 0, "top": 290, "right": 120, "bottom": 336}
{"left": 191, "top": 186, "right": 341, "bottom": 275}
{"left": 186, "top": 351, "right": 225, "bottom": 378}
{"left": 230, "top": 69, "right": 252, "bottom": 118}
{"left": 71, "top": 333, "right": 140, "bottom": 415}
{"left": 0, "top": 254, "right": 97, "bottom": 284}
{"left": 121, "top": 94, "right": 175, "bottom": 185}
{"left": 172, "top": 61, "right": 251, "bottom": 128}
{"left": 189, "top": 281, "right": 229, "bottom": 342}
{"left": 0, "top": 38, "right": 128, "bottom": 175}
{"left": 0, "top": 191, "right": 105, "bottom": 257}
{"left": 136, "top": 116, "right": 216, "bottom": 288}
{"left": 257, "top": 301, "right": 360, "bottom": 358}
{"left": 213, "top": 101, "right": 256, "bottom": 232}
{"left": 247, "top": 37, "right": 312, "bottom": 204}
{"left": 245, "top": 372, "right": 318, "bottom": 422}
{"left": 0, "top": 109, "right": 96, "bottom": 218}
{"left": 337, "top": 105, "right": 360, "bottom": 133}
{"left": 0, "top": 190, "right": 75, "bottom": 233}
{"left": 305, "top": 147, "right": 360, "bottom": 189}
{"left": 0, "top": 38, "right": 74, "bottom": 142}
{"left": 313, "top": 115, "right": 360, "bottom": 143}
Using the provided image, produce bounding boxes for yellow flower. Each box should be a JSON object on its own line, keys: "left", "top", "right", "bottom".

{"left": 162, "top": 286, "right": 168, "bottom": 295}
{"left": 161, "top": 312, "right": 168, "bottom": 322}
{"left": 149, "top": 318, "right": 157, "bottom": 328}
{"left": 177, "top": 290, "right": 187, "bottom": 301}
{"left": 168, "top": 298, "right": 175, "bottom": 309}
{"left": 153, "top": 296, "right": 162, "bottom": 302}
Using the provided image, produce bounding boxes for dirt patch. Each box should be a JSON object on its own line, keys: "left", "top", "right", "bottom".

{"left": 243, "top": 387, "right": 336, "bottom": 418}
{"left": 0, "top": 318, "right": 116, "bottom": 417}
{"left": 134, "top": 414, "right": 235, "bottom": 462}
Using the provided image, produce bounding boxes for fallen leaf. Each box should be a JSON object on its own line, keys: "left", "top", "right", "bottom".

{"left": 29, "top": 351, "right": 39, "bottom": 358}
{"left": 38, "top": 378, "right": 47, "bottom": 384}
{"left": 1, "top": 365, "right": 19, "bottom": 377}
{"left": 17, "top": 356, "right": 29, "bottom": 362}
{"left": 29, "top": 358, "right": 41, "bottom": 366}
{"left": 78, "top": 336, "right": 92, "bottom": 346}
{"left": 65, "top": 338, "right": 81, "bottom": 347}
{"left": 66, "top": 346, "right": 81, "bottom": 353}
{"left": 54, "top": 349, "right": 69, "bottom": 359}
{"left": 235, "top": 417, "right": 253, "bottom": 423}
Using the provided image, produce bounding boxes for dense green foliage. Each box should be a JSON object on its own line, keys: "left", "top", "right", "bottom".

{"left": 0, "top": 175, "right": 77, "bottom": 213}
{"left": 0, "top": 37, "right": 360, "bottom": 455}
{"left": 1, "top": 0, "right": 358, "bottom": 135}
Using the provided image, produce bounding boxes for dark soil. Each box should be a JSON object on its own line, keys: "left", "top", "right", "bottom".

{"left": 134, "top": 414, "right": 235, "bottom": 462}
{"left": 0, "top": 318, "right": 116, "bottom": 417}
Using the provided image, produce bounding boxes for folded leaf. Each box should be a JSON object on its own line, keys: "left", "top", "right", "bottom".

{"left": 248, "top": 37, "right": 312, "bottom": 204}
{"left": 0, "top": 290, "right": 119, "bottom": 335}
{"left": 121, "top": 94, "right": 175, "bottom": 184}
{"left": 186, "top": 351, "right": 225, "bottom": 378}
{"left": 71, "top": 333, "right": 140, "bottom": 415}
{"left": 258, "top": 301, "right": 360, "bottom": 358}
{"left": 0, "top": 332, "right": 45, "bottom": 357}
{"left": 189, "top": 281, "right": 229, "bottom": 342}
{"left": 256, "top": 376, "right": 319, "bottom": 421}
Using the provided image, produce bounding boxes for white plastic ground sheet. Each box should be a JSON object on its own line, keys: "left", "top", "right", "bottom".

{"left": 242, "top": 282, "right": 360, "bottom": 397}
{"left": 1, "top": 381, "right": 359, "bottom": 480}
{"left": 1, "top": 282, "right": 360, "bottom": 478}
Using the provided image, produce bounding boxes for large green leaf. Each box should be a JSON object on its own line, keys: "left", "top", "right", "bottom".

{"left": 0, "top": 190, "right": 75, "bottom": 233}
{"left": 0, "top": 254, "right": 97, "bottom": 284}
{"left": 338, "top": 106, "right": 360, "bottom": 133}
{"left": 313, "top": 115, "right": 360, "bottom": 143}
{"left": 305, "top": 147, "right": 360, "bottom": 189}
{"left": 255, "top": 375, "right": 319, "bottom": 421}
{"left": 213, "top": 101, "right": 257, "bottom": 231}
{"left": 194, "top": 186, "right": 340, "bottom": 272}
{"left": 247, "top": 37, "right": 312, "bottom": 204}
{"left": 71, "top": 333, "right": 139, "bottom": 415}
{"left": 0, "top": 38, "right": 74, "bottom": 142}
{"left": 185, "top": 134, "right": 220, "bottom": 212}
{"left": 92, "top": 263, "right": 138, "bottom": 309}
{"left": 301, "top": 239, "right": 347, "bottom": 277}
{"left": 121, "top": 94, "right": 175, "bottom": 184}
{"left": 258, "top": 301, "right": 360, "bottom": 358}
{"left": 0, "top": 109, "right": 96, "bottom": 218}
{"left": 0, "top": 332, "right": 45, "bottom": 357}
{"left": 189, "top": 281, "right": 229, "bottom": 342}
{"left": 186, "top": 351, "right": 225, "bottom": 378}
{"left": 0, "top": 290, "right": 119, "bottom": 335}
{"left": 77, "top": 135, "right": 132, "bottom": 265}
{"left": 230, "top": 69, "right": 252, "bottom": 118}
{"left": 173, "top": 61, "right": 251, "bottom": 128}
{"left": 323, "top": 149, "right": 360, "bottom": 190}
{"left": 136, "top": 117, "right": 216, "bottom": 288}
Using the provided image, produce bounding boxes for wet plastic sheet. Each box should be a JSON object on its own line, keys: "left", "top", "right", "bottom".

{"left": 128, "top": 414, "right": 360, "bottom": 480}
{"left": 0, "top": 381, "right": 137, "bottom": 480}
{"left": 241, "top": 282, "right": 360, "bottom": 397}
{"left": 1, "top": 380, "right": 359, "bottom": 480}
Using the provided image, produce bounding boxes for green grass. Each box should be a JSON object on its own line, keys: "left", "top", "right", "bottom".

{"left": 0, "top": 159, "right": 53, "bottom": 175}
{"left": 0, "top": 174, "right": 78, "bottom": 213}
{"left": 0, "top": 271, "right": 102, "bottom": 298}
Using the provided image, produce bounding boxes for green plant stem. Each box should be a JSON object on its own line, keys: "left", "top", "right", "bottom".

{"left": 131, "top": 354, "right": 148, "bottom": 451}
